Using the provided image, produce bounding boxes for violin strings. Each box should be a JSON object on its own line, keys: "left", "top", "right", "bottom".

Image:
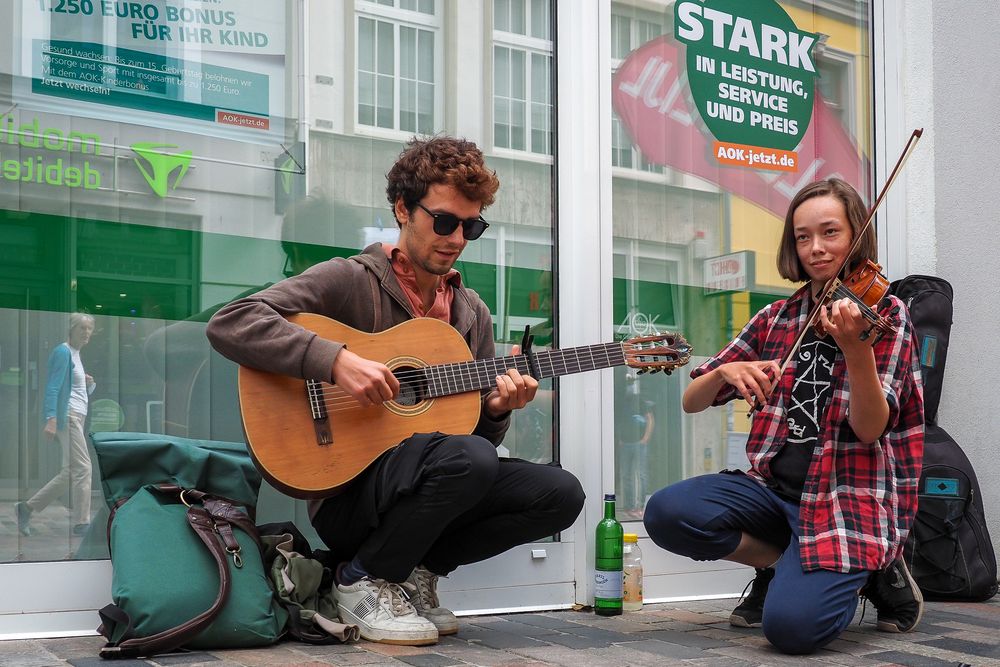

{"left": 828, "top": 285, "right": 888, "bottom": 326}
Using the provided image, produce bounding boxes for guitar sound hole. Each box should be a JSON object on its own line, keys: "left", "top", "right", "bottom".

{"left": 393, "top": 366, "right": 428, "bottom": 407}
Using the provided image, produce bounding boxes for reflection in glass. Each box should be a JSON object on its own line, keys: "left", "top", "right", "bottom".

{"left": 608, "top": 1, "right": 873, "bottom": 521}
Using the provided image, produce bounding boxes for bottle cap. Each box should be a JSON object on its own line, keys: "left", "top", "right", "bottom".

{"left": 623, "top": 533, "right": 638, "bottom": 543}
{"left": 603, "top": 493, "right": 616, "bottom": 501}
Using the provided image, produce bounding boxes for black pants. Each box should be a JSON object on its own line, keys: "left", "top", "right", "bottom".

{"left": 311, "top": 433, "right": 585, "bottom": 582}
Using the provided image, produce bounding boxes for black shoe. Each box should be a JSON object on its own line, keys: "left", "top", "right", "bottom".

{"left": 861, "top": 557, "right": 924, "bottom": 633}
{"left": 15, "top": 502, "right": 32, "bottom": 536}
{"left": 730, "top": 567, "right": 774, "bottom": 628}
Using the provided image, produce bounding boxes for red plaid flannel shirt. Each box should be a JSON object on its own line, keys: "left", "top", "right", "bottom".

{"left": 691, "top": 285, "right": 924, "bottom": 572}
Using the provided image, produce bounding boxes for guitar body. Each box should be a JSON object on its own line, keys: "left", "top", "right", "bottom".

{"left": 238, "top": 314, "right": 481, "bottom": 498}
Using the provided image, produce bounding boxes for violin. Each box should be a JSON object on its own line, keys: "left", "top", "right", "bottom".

{"left": 814, "top": 259, "right": 893, "bottom": 343}
{"left": 748, "top": 129, "right": 923, "bottom": 416}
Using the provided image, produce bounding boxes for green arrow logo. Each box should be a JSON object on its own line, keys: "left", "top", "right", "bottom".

{"left": 131, "top": 142, "right": 193, "bottom": 197}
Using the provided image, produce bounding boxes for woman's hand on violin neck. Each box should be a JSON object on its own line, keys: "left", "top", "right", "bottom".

{"left": 820, "top": 298, "right": 871, "bottom": 355}
{"left": 717, "top": 360, "right": 782, "bottom": 407}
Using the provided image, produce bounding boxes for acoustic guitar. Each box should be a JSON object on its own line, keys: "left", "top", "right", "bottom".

{"left": 238, "top": 314, "right": 692, "bottom": 498}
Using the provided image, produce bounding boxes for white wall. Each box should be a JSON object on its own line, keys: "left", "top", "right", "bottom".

{"left": 902, "top": 0, "right": 1000, "bottom": 556}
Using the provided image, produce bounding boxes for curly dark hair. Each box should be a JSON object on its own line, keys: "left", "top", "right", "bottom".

{"left": 386, "top": 136, "right": 500, "bottom": 226}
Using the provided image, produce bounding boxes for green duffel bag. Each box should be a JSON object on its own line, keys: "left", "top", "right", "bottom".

{"left": 92, "top": 433, "right": 287, "bottom": 659}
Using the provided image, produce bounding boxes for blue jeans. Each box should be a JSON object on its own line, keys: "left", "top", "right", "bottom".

{"left": 643, "top": 471, "right": 870, "bottom": 654}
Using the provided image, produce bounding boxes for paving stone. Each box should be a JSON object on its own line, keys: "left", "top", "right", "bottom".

{"left": 565, "top": 645, "right": 689, "bottom": 666}
{"left": 496, "top": 615, "right": 584, "bottom": 631}
{"left": 210, "top": 647, "right": 305, "bottom": 666}
{"left": 621, "top": 638, "right": 707, "bottom": 659}
{"left": 30, "top": 637, "right": 105, "bottom": 659}
{"left": 472, "top": 619, "right": 558, "bottom": 639}
{"left": 396, "top": 654, "right": 462, "bottom": 667}
{"left": 362, "top": 643, "right": 435, "bottom": 658}
{"left": 430, "top": 644, "right": 525, "bottom": 667}
{"left": 861, "top": 651, "right": 973, "bottom": 667}
{"left": 459, "top": 626, "right": 549, "bottom": 650}
{"left": 537, "top": 634, "right": 611, "bottom": 650}
{"left": 292, "top": 643, "right": 369, "bottom": 655}
{"left": 629, "top": 628, "right": 729, "bottom": 649}
{"left": 149, "top": 652, "right": 218, "bottom": 664}
{"left": 9, "top": 599, "right": 1000, "bottom": 667}
{"left": 919, "top": 609, "right": 1000, "bottom": 630}
{"left": 67, "top": 659, "right": 150, "bottom": 667}
{"left": 681, "top": 657, "right": 757, "bottom": 667}
{"left": 920, "top": 637, "right": 1000, "bottom": 658}
{"left": 553, "top": 625, "right": 638, "bottom": 644}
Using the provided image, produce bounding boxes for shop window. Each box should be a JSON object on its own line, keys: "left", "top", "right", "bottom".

{"left": 610, "top": 9, "right": 664, "bottom": 173}
{"left": 493, "top": 0, "right": 553, "bottom": 155}
{"left": 357, "top": 1, "right": 440, "bottom": 133}
{"left": 816, "top": 49, "right": 856, "bottom": 139}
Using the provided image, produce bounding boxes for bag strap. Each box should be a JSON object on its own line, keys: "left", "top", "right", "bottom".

{"left": 98, "top": 487, "right": 245, "bottom": 659}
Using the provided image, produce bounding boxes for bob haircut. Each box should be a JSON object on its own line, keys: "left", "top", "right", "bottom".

{"left": 386, "top": 135, "right": 500, "bottom": 227}
{"left": 777, "top": 178, "right": 877, "bottom": 283}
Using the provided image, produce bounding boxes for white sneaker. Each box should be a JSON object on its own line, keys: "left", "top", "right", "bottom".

{"left": 405, "top": 565, "right": 459, "bottom": 635}
{"left": 335, "top": 577, "right": 438, "bottom": 645}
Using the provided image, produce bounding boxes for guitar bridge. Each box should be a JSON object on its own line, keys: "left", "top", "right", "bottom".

{"left": 306, "top": 379, "right": 333, "bottom": 445}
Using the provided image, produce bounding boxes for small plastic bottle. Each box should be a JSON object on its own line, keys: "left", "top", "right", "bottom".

{"left": 622, "top": 533, "right": 643, "bottom": 611}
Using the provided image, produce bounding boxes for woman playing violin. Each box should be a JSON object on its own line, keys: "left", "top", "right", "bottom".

{"left": 643, "top": 178, "right": 925, "bottom": 655}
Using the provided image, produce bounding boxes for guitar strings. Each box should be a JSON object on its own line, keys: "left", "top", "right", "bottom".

{"left": 303, "top": 345, "right": 631, "bottom": 412}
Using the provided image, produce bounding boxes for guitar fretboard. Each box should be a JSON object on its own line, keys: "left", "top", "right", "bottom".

{"left": 421, "top": 342, "right": 627, "bottom": 398}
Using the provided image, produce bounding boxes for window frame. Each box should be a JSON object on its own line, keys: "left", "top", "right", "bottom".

{"left": 354, "top": 0, "right": 444, "bottom": 140}
{"left": 492, "top": 1, "right": 555, "bottom": 157}
{"left": 609, "top": 7, "right": 667, "bottom": 176}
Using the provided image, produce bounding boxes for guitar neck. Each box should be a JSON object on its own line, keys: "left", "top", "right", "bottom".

{"left": 423, "top": 342, "right": 626, "bottom": 398}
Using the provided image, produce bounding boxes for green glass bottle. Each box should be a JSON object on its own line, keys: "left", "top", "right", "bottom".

{"left": 594, "top": 493, "right": 624, "bottom": 616}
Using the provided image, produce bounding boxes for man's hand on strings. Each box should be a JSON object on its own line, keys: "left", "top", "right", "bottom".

{"left": 717, "top": 360, "right": 781, "bottom": 407}
{"left": 332, "top": 348, "right": 400, "bottom": 408}
{"left": 484, "top": 344, "right": 539, "bottom": 418}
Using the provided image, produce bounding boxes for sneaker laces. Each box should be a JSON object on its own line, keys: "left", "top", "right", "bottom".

{"left": 410, "top": 566, "right": 441, "bottom": 610}
{"left": 369, "top": 580, "right": 418, "bottom": 618}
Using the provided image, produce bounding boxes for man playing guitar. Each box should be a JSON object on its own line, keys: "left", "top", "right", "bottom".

{"left": 207, "top": 136, "right": 585, "bottom": 646}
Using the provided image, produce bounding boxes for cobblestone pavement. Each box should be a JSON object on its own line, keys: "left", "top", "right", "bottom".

{"left": 3, "top": 597, "right": 999, "bottom": 667}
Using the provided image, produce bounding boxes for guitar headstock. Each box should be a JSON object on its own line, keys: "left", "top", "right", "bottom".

{"left": 623, "top": 331, "right": 692, "bottom": 375}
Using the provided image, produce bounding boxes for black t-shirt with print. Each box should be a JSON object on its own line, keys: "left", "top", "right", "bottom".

{"left": 768, "top": 328, "right": 839, "bottom": 502}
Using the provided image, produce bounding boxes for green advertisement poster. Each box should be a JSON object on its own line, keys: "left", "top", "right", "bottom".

{"left": 674, "top": 0, "right": 818, "bottom": 158}
{"left": 15, "top": 0, "right": 293, "bottom": 143}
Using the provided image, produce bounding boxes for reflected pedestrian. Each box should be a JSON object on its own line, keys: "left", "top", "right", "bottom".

{"left": 17, "top": 313, "right": 96, "bottom": 537}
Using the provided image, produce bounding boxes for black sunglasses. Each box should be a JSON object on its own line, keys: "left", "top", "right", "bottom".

{"left": 414, "top": 202, "right": 490, "bottom": 241}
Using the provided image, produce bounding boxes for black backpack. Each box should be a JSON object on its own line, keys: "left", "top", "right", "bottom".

{"left": 890, "top": 276, "right": 998, "bottom": 601}
{"left": 903, "top": 424, "right": 999, "bottom": 601}
{"left": 888, "top": 275, "right": 953, "bottom": 425}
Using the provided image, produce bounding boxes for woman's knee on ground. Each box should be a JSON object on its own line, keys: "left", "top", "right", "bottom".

{"left": 762, "top": 601, "right": 843, "bottom": 655}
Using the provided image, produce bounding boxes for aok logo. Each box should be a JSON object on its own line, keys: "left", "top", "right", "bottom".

{"left": 131, "top": 142, "right": 193, "bottom": 197}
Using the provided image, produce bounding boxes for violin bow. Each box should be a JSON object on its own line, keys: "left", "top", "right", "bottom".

{"left": 748, "top": 128, "right": 924, "bottom": 416}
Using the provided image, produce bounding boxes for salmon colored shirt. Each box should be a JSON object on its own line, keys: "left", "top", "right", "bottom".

{"left": 383, "top": 244, "right": 461, "bottom": 322}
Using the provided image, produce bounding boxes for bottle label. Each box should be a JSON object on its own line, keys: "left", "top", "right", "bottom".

{"left": 594, "top": 570, "right": 623, "bottom": 599}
